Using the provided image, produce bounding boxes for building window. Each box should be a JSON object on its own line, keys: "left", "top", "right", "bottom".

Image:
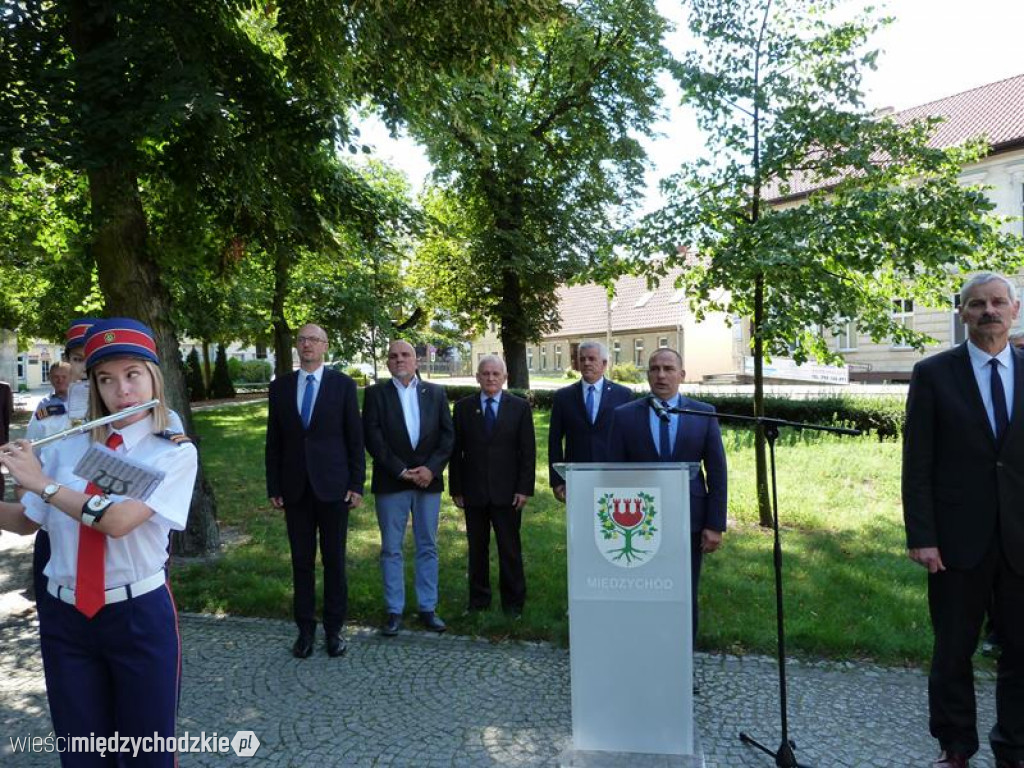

{"left": 658, "top": 337, "right": 669, "bottom": 349}
{"left": 541, "top": 346, "right": 548, "bottom": 371}
{"left": 634, "top": 338, "right": 645, "bottom": 367}
{"left": 670, "top": 288, "right": 685, "bottom": 304}
{"left": 613, "top": 341, "right": 621, "bottom": 365}
{"left": 951, "top": 294, "right": 966, "bottom": 346}
{"left": 527, "top": 348, "right": 534, "bottom": 370}
{"left": 837, "top": 321, "right": 857, "bottom": 351}
{"left": 634, "top": 291, "right": 654, "bottom": 308}
{"left": 555, "top": 345, "right": 562, "bottom": 370}
{"left": 891, "top": 298, "right": 914, "bottom": 348}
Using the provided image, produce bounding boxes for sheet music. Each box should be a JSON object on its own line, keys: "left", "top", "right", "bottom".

{"left": 72, "top": 443, "right": 166, "bottom": 501}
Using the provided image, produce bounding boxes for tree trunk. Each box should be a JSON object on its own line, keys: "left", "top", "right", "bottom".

{"left": 499, "top": 268, "right": 530, "bottom": 389}
{"left": 70, "top": 1, "right": 218, "bottom": 555}
{"left": 86, "top": 163, "right": 220, "bottom": 554}
{"left": 752, "top": 272, "right": 772, "bottom": 528}
{"left": 201, "top": 339, "right": 212, "bottom": 388}
{"left": 271, "top": 247, "right": 293, "bottom": 378}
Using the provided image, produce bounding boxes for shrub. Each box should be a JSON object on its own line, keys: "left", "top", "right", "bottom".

{"left": 185, "top": 348, "right": 207, "bottom": 402}
{"left": 209, "top": 344, "right": 236, "bottom": 399}
{"left": 344, "top": 366, "right": 368, "bottom": 386}
{"left": 611, "top": 362, "right": 645, "bottom": 383}
{"left": 437, "top": 385, "right": 905, "bottom": 439}
{"left": 563, "top": 368, "right": 581, "bottom": 380}
{"left": 236, "top": 359, "right": 271, "bottom": 383}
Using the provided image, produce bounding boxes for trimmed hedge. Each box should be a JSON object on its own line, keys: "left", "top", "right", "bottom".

{"left": 436, "top": 385, "right": 905, "bottom": 440}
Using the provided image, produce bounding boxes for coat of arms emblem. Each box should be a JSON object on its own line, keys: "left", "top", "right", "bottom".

{"left": 594, "top": 488, "right": 660, "bottom": 567}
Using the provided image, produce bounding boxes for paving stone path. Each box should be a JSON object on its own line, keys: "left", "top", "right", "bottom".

{"left": 0, "top": 525, "right": 999, "bottom": 767}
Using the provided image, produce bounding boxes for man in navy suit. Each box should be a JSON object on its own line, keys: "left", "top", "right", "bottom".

{"left": 363, "top": 340, "right": 453, "bottom": 636}
{"left": 607, "top": 348, "right": 726, "bottom": 638}
{"left": 265, "top": 323, "right": 365, "bottom": 659}
{"left": 903, "top": 273, "right": 1024, "bottom": 768}
{"left": 549, "top": 341, "right": 633, "bottom": 502}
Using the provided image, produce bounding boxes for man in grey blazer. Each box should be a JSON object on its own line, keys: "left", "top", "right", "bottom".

{"left": 363, "top": 340, "right": 454, "bottom": 636}
{"left": 903, "top": 272, "right": 1024, "bottom": 768}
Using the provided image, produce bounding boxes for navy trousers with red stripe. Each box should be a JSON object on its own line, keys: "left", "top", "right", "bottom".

{"left": 39, "top": 584, "right": 180, "bottom": 767}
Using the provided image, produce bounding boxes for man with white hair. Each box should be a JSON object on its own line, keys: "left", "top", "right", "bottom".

{"left": 903, "top": 272, "right": 1024, "bottom": 768}
{"left": 548, "top": 341, "right": 632, "bottom": 502}
{"left": 449, "top": 355, "right": 535, "bottom": 617}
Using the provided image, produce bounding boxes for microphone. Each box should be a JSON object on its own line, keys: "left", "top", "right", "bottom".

{"left": 646, "top": 394, "right": 671, "bottom": 423}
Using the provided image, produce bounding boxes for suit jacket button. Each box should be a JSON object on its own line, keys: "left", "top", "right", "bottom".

{"left": 997, "top": 461, "right": 1004, "bottom": 468}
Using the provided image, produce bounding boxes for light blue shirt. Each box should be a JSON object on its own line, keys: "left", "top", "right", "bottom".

{"left": 480, "top": 391, "right": 502, "bottom": 418}
{"left": 648, "top": 393, "right": 681, "bottom": 456}
{"left": 967, "top": 340, "right": 1014, "bottom": 434}
{"left": 392, "top": 376, "right": 421, "bottom": 449}
{"left": 296, "top": 365, "right": 324, "bottom": 417}
{"left": 582, "top": 378, "right": 605, "bottom": 421}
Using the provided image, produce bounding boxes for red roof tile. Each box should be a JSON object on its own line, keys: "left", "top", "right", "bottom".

{"left": 767, "top": 73, "right": 1024, "bottom": 201}
{"left": 553, "top": 268, "right": 688, "bottom": 337}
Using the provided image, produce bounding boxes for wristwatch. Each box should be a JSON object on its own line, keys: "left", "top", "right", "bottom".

{"left": 40, "top": 483, "right": 62, "bottom": 504}
{"left": 81, "top": 495, "right": 114, "bottom": 527}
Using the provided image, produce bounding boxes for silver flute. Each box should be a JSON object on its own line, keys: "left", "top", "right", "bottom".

{"left": 4, "top": 399, "right": 161, "bottom": 452}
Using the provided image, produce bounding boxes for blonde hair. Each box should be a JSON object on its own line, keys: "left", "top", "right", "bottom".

{"left": 88, "top": 358, "right": 169, "bottom": 442}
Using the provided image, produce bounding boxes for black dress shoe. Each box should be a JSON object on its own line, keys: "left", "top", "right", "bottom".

{"left": 418, "top": 611, "right": 447, "bottom": 633}
{"left": 326, "top": 634, "right": 347, "bottom": 658}
{"left": 934, "top": 751, "right": 970, "bottom": 768}
{"left": 503, "top": 605, "right": 524, "bottom": 619}
{"left": 995, "top": 758, "right": 1024, "bottom": 768}
{"left": 292, "top": 633, "right": 314, "bottom": 659}
{"left": 381, "top": 613, "right": 402, "bottom": 637}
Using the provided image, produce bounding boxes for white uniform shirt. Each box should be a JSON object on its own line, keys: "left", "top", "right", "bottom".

{"left": 25, "top": 395, "right": 71, "bottom": 442}
{"left": 23, "top": 415, "right": 198, "bottom": 589}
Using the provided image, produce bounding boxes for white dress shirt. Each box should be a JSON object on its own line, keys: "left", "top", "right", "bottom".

{"left": 23, "top": 415, "right": 199, "bottom": 589}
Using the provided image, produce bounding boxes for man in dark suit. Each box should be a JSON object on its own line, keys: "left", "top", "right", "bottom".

{"left": 549, "top": 340, "right": 632, "bottom": 502}
{"left": 0, "top": 378, "right": 12, "bottom": 445}
{"left": 607, "top": 348, "right": 726, "bottom": 638}
{"left": 449, "top": 355, "right": 535, "bottom": 616}
{"left": 363, "top": 340, "right": 454, "bottom": 636}
{"left": 903, "top": 272, "right": 1024, "bottom": 768}
{"left": 265, "top": 323, "right": 365, "bottom": 659}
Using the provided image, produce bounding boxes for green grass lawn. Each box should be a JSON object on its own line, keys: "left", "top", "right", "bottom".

{"left": 173, "top": 401, "right": 936, "bottom": 666}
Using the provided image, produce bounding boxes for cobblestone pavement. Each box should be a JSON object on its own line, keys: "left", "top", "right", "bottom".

{"left": 0, "top": 534, "right": 999, "bottom": 767}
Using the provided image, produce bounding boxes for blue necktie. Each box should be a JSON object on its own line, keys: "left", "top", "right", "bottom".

{"left": 300, "top": 373, "right": 315, "bottom": 428}
{"left": 659, "top": 402, "right": 672, "bottom": 459}
{"left": 586, "top": 384, "right": 596, "bottom": 424}
{"left": 990, "top": 358, "right": 1009, "bottom": 441}
{"left": 484, "top": 397, "right": 497, "bottom": 435}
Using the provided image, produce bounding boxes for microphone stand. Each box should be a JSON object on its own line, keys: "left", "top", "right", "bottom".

{"left": 648, "top": 396, "right": 860, "bottom": 768}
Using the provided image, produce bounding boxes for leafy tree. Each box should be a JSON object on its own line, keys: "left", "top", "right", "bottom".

{"left": 407, "top": 0, "right": 670, "bottom": 387}
{"left": 209, "top": 344, "right": 236, "bottom": 400}
{"left": 634, "top": 0, "right": 1024, "bottom": 525}
{"left": 2, "top": 0, "right": 557, "bottom": 552}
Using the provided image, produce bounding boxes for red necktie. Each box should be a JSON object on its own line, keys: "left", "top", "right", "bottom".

{"left": 75, "top": 431, "right": 123, "bottom": 618}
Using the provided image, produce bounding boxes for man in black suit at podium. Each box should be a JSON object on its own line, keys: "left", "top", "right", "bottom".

{"left": 607, "top": 348, "right": 726, "bottom": 639}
